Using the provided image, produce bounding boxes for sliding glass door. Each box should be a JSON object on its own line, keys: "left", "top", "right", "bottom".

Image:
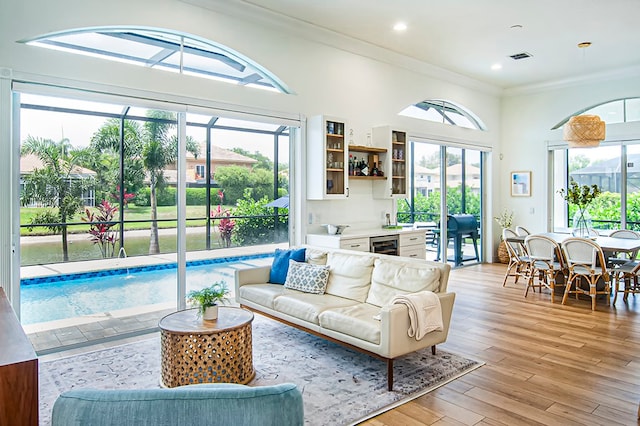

{"left": 14, "top": 87, "right": 298, "bottom": 352}
{"left": 399, "top": 140, "right": 484, "bottom": 267}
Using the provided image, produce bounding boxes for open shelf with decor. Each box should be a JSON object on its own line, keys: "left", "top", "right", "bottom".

{"left": 347, "top": 145, "right": 387, "bottom": 180}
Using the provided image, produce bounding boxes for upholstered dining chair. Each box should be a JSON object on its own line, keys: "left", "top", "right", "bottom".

{"left": 502, "top": 228, "right": 530, "bottom": 287}
{"left": 524, "top": 234, "right": 567, "bottom": 302}
{"left": 515, "top": 226, "right": 531, "bottom": 237}
{"left": 561, "top": 237, "right": 611, "bottom": 310}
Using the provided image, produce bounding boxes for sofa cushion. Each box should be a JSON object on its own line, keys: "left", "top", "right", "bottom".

{"left": 306, "top": 248, "right": 328, "bottom": 265}
{"left": 319, "top": 303, "right": 381, "bottom": 344}
{"left": 273, "top": 292, "right": 358, "bottom": 324}
{"left": 324, "top": 252, "right": 375, "bottom": 302}
{"left": 269, "top": 248, "right": 306, "bottom": 284}
{"left": 239, "top": 284, "right": 287, "bottom": 309}
{"left": 366, "top": 258, "right": 441, "bottom": 307}
{"left": 284, "top": 260, "right": 330, "bottom": 294}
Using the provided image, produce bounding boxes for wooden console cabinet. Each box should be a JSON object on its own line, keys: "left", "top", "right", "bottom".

{"left": 0, "top": 288, "right": 38, "bottom": 426}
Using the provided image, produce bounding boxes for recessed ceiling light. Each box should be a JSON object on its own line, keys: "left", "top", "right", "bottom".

{"left": 491, "top": 63, "right": 502, "bottom": 70}
{"left": 393, "top": 22, "right": 407, "bottom": 32}
{"left": 578, "top": 41, "right": 592, "bottom": 48}
{"left": 510, "top": 24, "right": 523, "bottom": 29}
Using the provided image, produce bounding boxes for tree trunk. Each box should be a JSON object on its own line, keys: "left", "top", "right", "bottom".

{"left": 61, "top": 223, "right": 69, "bottom": 262}
{"left": 149, "top": 181, "right": 160, "bottom": 254}
{"left": 60, "top": 194, "right": 69, "bottom": 262}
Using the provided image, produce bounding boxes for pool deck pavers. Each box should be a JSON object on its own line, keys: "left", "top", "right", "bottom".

{"left": 24, "top": 243, "right": 286, "bottom": 357}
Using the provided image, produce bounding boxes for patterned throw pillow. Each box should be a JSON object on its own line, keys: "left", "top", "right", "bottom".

{"left": 284, "top": 260, "right": 330, "bottom": 294}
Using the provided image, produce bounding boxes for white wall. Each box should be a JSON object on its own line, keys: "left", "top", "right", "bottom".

{"left": 501, "top": 75, "right": 640, "bottom": 234}
{"left": 0, "top": 0, "right": 501, "bottom": 251}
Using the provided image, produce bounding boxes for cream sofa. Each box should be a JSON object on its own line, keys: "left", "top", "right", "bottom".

{"left": 234, "top": 246, "right": 455, "bottom": 390}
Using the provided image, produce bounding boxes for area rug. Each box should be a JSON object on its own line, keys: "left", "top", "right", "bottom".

{"left": 39, "top": 314, "right": 482, "bottom": 426}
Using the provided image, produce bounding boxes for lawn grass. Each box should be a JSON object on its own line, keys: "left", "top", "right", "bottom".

{"left": 20, "top": 204, "right": 230, "bottom": 236}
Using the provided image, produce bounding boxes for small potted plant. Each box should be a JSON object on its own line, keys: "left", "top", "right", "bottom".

{"left": 187, "top": 281, "right": 230, "bottom": 321}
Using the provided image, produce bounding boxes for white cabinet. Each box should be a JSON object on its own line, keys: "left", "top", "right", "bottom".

{"left": 306, "top": 229, "right": 427, "bottom": 258}
{"left": 339, "top": 237, "right": 370, "bottom": 252}
{"left": 398, "top": 230, "right": 426, "bottom": 259}
{"left": 307, "top": 115, "right": 348, "bottom": 200}
{"left": 372, "top": 126, "right": 407, "bottom": 199}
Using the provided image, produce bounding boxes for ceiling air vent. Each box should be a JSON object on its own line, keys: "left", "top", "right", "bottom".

{"left": 509, "top": 52, "right": 532, "bottom": 60}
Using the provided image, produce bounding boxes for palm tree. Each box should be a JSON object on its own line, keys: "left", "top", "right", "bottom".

{"left": 91, "top": 110, "right": 199, "bottom": 254}
{"left": 83, "top": 119, "right": 146, "bottom": 204}
{"left": 21, "top": 136, "right": 93, "bottom": 261}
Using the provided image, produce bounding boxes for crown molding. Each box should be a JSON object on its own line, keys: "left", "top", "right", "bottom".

{"left": 181, "top": 0, "right": 502, "bottom": 97}
{"left": 503, "top": 65, "right": 640, "bottom": 97}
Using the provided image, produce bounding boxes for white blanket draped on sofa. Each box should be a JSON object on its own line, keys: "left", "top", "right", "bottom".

{"left": 391, "top": 291, "right": 443, "bottom": 340}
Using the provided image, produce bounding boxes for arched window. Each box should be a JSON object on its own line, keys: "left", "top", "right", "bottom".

{"left": 552, "top": 97, "right": 640, "bottom": 129}
{"left": 21, "top": 26, "right": 292, "bottom": 94}
{"left": 399, "top": 99, "right": 486, "bottom": 130}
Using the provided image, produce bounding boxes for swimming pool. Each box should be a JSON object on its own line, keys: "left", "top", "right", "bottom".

{"left": 20, "top": 253, "right": 272, "bottom": 325}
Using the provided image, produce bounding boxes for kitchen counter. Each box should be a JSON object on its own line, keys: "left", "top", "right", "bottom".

{"left": 306, "top": 227, "right": 427, "bottom": 259}
{"left": 307, "top": 226, "right": 415, "bottom": 239}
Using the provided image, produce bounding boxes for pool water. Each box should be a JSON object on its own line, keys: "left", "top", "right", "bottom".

{"left": 20, "top": 254, "right": 272, "bottom": 325}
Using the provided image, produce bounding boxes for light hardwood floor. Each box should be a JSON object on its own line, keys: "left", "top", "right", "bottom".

{"left": 363, "top": 263, "right": 640, "bottom": 426}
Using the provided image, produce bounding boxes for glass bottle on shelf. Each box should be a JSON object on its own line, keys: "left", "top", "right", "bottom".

{"left": 361, "top": 160, "right": 369, "bottom": 176}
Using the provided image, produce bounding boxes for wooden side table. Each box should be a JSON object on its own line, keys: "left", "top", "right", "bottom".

{"left": 159, "top": 307, "right": 254, "bottom": 388}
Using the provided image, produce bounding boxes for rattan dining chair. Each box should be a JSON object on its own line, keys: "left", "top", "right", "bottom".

{"left": 515, "top": 226, "right": 531, "bottom": 237}
{"left": 607, "top": 229, "right": 640, "bottom": 303}
{"left": 524, "top": 234, "right": 567, "bottom": 302}
{"left": 612, "top": 260, "right": 640, "bottom": 304}
{"left": 561, "top": 237, "right": 611, "bottom": 310}
{"left": 607, "top": 229, "right": 640, "bottom": 265}
{"left": 502, "top": 228, "right": 530, "bottom": 287}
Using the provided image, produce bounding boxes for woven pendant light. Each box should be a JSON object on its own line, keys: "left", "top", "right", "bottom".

{"left": 563, "top": 114, "right": 606, "bottom": 148}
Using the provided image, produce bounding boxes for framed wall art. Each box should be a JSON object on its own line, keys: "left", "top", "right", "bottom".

{"left": 511, "top": 171, "right": 531, "bottom": 197}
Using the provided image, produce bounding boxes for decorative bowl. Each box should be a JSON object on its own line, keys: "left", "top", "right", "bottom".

{"left": 324, "top": 224, "right": 349, "bottom": 235}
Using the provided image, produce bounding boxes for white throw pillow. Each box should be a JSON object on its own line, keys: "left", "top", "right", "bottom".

{"left": 325, "top": 252, "right": 375, "bottom": 302}
{"left": 366, "top": 258, "right": 441, "bottom": 307}
{"left": 284, "top": 260, "right": 330, "bottom": 294}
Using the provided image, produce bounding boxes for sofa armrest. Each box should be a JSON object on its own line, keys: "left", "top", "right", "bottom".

{"left": 379, "top": 292, "right": 456, "bottom": 359}
{"left": 235, "top": 265, "right": 271, "bottom": 295}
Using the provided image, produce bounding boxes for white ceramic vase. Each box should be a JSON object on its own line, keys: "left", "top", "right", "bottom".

{"left": 203, "top": 305, "right": 218, "bottom": 321}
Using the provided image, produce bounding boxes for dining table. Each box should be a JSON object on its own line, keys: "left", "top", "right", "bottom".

{"left": 506, "top": 232, "right": 640, "bottom": 254}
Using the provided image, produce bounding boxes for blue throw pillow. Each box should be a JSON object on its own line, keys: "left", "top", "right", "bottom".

{"left": 269, "top": 248, "right": 306, "bottom": 284}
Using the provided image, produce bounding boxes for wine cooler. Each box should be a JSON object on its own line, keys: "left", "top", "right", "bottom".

{"left": 369, "top": 235, "right": 399, "bottom": 256}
